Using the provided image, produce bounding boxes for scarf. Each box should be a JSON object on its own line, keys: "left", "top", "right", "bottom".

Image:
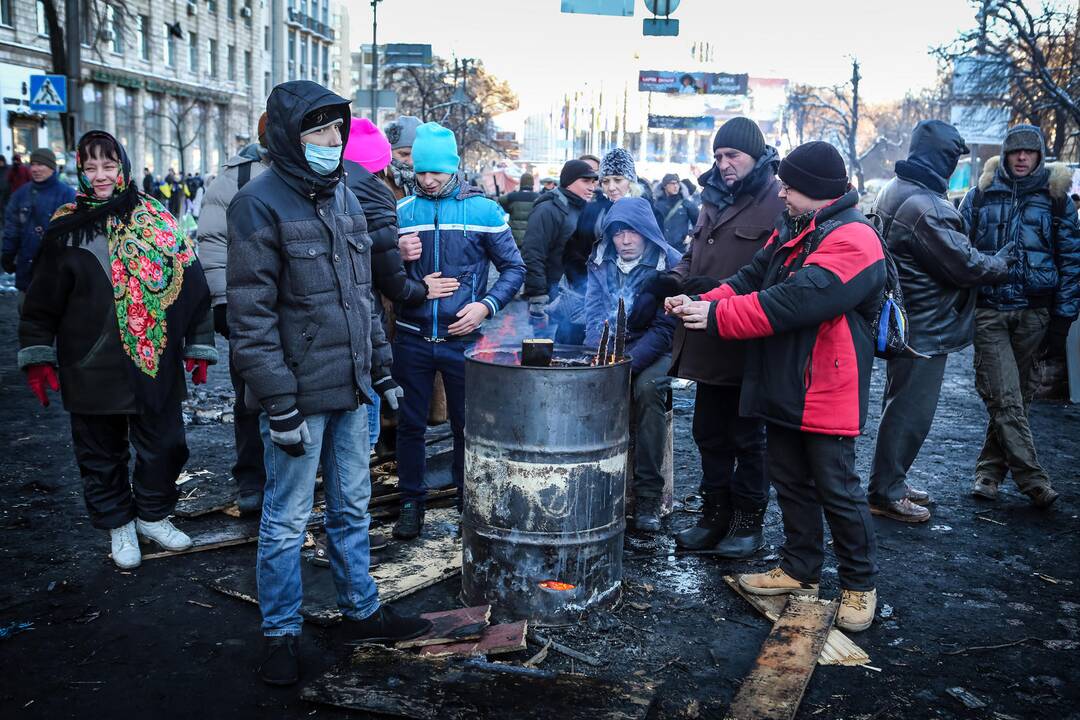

{"left": 615, "top": 255, "right": 642, "bottom": 275}
{"left": 47, "top": 130, "right": 196, "bottom": 378}
{"left": 699, "top": 145, "right": 780, "bottom": 211}
{"left": 389, "top": 157, "right": 416, "bottom": 196}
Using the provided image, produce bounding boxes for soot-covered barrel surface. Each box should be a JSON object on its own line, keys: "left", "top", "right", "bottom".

{"left": 462, "top": 344, "right": 630, "bottom": 625}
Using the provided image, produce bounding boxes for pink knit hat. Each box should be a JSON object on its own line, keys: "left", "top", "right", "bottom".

{"left": 343, "top": 117, "right": 391, "bottom": 173}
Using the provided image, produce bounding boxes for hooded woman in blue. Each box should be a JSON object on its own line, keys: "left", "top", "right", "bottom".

{"left": 584, "top": 196, "right": 681, "bottom": 532}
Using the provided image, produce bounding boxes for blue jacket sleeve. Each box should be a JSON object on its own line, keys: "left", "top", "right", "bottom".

{"left": 1053, "top": 195, "right": 1080, "bottom": 320}
{"left": 626, "top": 307, "right": 674, "bottom": 373}
{"left": 478, "top": 207, "right": 525, "bottom": 316}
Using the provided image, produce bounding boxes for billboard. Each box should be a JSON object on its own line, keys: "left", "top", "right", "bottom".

{"left": 639, "top": 70, "right": 748, "bottom": 95}
{"left": 560, "top": 0, "right": 634, "bottom": 16}
{"left": 648, "top": 115, "right": 715, "bottom": 131}
{"left": 950, "top": 104, "right": 1010, "bottom": 146}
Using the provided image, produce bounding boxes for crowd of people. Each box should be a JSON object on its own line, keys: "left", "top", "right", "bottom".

{"left": 5, "top": 75, "right": 1079, "bottom": 687}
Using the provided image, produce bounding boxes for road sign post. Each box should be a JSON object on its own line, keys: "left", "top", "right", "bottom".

{"left": 29, "top": 74, "right": 67, "bottom": 113}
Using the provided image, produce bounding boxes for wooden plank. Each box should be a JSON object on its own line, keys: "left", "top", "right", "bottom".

{"left": 726, "top": 596, "right": 838, "bottom": 720}
{"left": 417, "top": 620, "right": 527, "bottom": 659}
{"left": 208, "top": 507, "right": 462, "bottom": 625}
{"left": 722, "top": 575, "right": 870, "bottom": 667}
{"left": 396, "top": 605, "right": 492, "bottom": 649}
{"left": 139, "top": 511, "right": 324, "bottom": 561}
{"left": 173, "top": 474, "right": 236, "bottom": 518}
{"left": 300, "top": 645, "right": 656, "bottom": 720}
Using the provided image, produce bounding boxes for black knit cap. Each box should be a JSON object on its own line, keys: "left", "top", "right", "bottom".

{"left": 560, "top": 159, "right": 598, "bottom": 188}
{"left": 778, "top": 141, "right": 848, "bottom": 200}
{"left": 712, "top": 116, "right": 766, "bottom": 159}
{"left": 300, "top": 106, "right": 343, "bottom": 136}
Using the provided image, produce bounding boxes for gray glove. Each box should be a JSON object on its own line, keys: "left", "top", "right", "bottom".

{"left": 528, "top": 294, "right": 549, "bottom": 319}
{"left": 994, "top": 242, "right": 1018, "bottom": 267}
{"left": 268, "top": 408, "right": 312, "bottom": 457}
{"left": 372, "top": 375, "right": 404, "bottom": 411}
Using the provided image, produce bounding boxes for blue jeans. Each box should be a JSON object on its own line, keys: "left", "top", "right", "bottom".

{"left": 257, "top": 408, "right": 379, "bottom": 636}
{"left": 365, "top": 386, "right": 381, "bottom": 448}
{"left": 391, "top": 332, "right": 470, "bottom": 501}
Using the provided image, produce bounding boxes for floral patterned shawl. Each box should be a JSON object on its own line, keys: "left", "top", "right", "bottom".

{"left": 47, "top": 131, "right": 196, "bottom": 377}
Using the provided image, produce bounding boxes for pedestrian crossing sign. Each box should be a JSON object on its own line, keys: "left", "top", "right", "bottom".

{"left": 29, "top": 74, "right": 67, "bottom": 113}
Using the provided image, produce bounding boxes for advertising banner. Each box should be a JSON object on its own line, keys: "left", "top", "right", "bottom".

{"left": 639, "top": 70, "right": 748, "bottom": 95}
{"left": 648, "top": 115, "right": 715, "bottom": 130}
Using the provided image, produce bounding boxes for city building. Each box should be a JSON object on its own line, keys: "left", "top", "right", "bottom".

{"left": 1, "top": 0, "right": 266, "bottom": 177}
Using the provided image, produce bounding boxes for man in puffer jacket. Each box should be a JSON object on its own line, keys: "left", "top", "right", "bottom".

{"left": 196, "top": 113, "right": 270, "bottom": 515}
{"left": 668, "top": 141, "right": 886, "bottom": 634}
{"left": 959, "top": 124, "right": 1080, "bottom": 508}
{"left": 584, "top": 197, "right": 680, "bottom": 533}
{"left": 392, "top": 122, "right": 525, "bottom": 540}
{"left": 868, "top": 120, "right": 1012, "bottom": 524}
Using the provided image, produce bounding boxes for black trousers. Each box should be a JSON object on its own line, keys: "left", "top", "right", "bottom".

{"left": 767, "top": 423, "right": 878, "bottom": 591}
{"left": 70, "top": 404, "right": 189, "bottom": 530}
{"left": 692, "top": 383, "right": 767, "bottom": 508}
{"left": 216, "top": 303, "right": 266, "bottom": 492}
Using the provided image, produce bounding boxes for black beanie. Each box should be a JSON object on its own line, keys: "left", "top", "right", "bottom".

{"left": 712, "top": 117, "right": 765, "bottom": 159}
{"left": 560, "top": 159, "right": 598, "bottom": 188}
{"left": 300, "top": 106, "right": 343, "bottom": 136}
{"left": 778, "top": 141, "right": 848, "bottom": 200}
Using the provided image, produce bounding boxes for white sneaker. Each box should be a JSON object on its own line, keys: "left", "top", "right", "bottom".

{"left": 136, "top": 517, "right": 193, "bottom": 552}
{"left": 110, "top": 520, "right": 142, "bottom": 569}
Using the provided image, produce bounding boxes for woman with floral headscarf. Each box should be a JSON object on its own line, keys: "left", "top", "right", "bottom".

{"left": 18, "top": 130, "right": 217, "bottom": 570}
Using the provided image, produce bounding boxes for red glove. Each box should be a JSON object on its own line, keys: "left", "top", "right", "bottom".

{"left": 185, "top": 358, "right": 209, "bottom": 385}
{"left": 26, "top": 364, "right": 60, "bottom": 407}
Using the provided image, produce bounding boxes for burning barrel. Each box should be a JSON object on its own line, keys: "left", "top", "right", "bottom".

{"left": 462, "top": 343, "right": 630, "bottom": 625}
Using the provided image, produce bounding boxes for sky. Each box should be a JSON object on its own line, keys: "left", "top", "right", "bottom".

{"left": 347, "top": 0, "right": 979, "bottom": 126}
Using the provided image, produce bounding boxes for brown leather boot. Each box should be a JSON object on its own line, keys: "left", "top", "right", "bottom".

{"left": 869, "top": 497, "right": 930, "bottom": 523}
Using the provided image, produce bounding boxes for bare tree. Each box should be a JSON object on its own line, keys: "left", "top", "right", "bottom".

{"left": 384, "top": 57, "right": 518, "bottom": 168}
{"left": 148, "top": 98, "right": 203, "bottom": 178}
{"left": 935, "top": 0, "right": 1080, "bottom": 160}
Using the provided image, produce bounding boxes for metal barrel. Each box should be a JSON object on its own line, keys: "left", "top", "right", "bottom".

{"left": 462, "top": 344, "right": 630, "bottom": 625}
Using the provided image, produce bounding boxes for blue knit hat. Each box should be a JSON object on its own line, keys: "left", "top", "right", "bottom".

{"left": 412, "top": 122, "right": 460, "bottom": 174}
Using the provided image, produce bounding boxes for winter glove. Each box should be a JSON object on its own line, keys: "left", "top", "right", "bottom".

{"left": 642, "top": 272, "right": 682, "bottom": 301}
{"left": 628, "top": 292, "right": 659, "bottom": 331}
{"left": 994, "top": 242, "right": 1018, "bottom": 268}
{"left": 527, "top": 295, "right": 550, "bottom": 319}
{"left": 1, "top": 253, "right": 15, "bottom": 274}
{"left": 268, "top": 408, "right": 312, "bottom": 457}
{"left": 185, "top": 358, "right": 209, "bottom": 385}
{"left": 26, "top": 364, "right": 59, "bottom": 407}
{"left": 1044, "top": 316, "right": 1074, "bottom": 359}
{"left": 372, "top": 375, "right": 404, "bottom": 411}
{"left": 681, "top": 275, "right": 722, "bottom": 295}
{"left": 212, "top": 304, "right": 229, "bottom": 338}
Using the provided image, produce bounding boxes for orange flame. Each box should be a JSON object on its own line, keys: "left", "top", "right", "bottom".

{"left": 538, "top": 580, "right": 576, "bottom": 591}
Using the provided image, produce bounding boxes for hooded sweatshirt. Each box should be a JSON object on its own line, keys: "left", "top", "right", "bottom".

{"left": 584, "top": 197, "right": 682, "bottom": 373}
{"left": 227, "top": 80, "right": 391, "bottom": 417}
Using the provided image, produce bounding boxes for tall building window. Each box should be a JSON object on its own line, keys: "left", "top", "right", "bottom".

{"left": 36, "top": 0, "right": 50, "bottom": 36}
{"left": 189, "top": 32, "right": 199, "bottom": 73}
{"left": 311, "top": 40, "right": 318, "bottom": 80}
{"left": 163, "top": 23, "right": 175, "bottom": 67}
{"left": 208, "top": 0, "right": 217, "bottom": 13}
{"left": 81, "top": 83, "right": 105, "bottom": 131}
{"left": 288, "top": 29, "right": 296, "bottom": 74}
{"left": 228, "top": 45, "right": 236, "bottom": 81}
{"left": 208, "top": 38, "right": 218, "bottom": 78}
{"left": 136, "top": 15, "right": 150, "bottom": 61}
{"left": 322, "top": 45, "right": 329, "bottom": 84}
{"left": 115, "top": 86, "right": 135, "bottom": 151}
{"left": 321, "top": 0, "right": 328, "bottom": 25}
{"left": 107, "top": 4, "right": 122, "bottom": 54}
{"left": 227, "top": 0, "right": 235, "bottom": 19}
{"left": 244, "top": 50, "right": 252, "bottom": 85}
{"left": 300, "top": 36, "right": 308, "bottom": 79}
{"left": 144, "top": 93, "right": 164, "bottom": 173}
{"left": 1, "top": 0, "right": 13, "bottom": 28}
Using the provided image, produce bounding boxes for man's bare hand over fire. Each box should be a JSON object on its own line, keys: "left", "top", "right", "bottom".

{"left": 448, "top": 302, "right": 490, "bottom": 335}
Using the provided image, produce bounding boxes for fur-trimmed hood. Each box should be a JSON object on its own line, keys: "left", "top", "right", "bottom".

{"left": 978, "top": 155, "right": 1072, "bottom": 199}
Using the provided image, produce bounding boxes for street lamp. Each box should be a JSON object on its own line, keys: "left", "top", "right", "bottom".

{"left": 370, "top": 0, "right": 383, "bottom": 121}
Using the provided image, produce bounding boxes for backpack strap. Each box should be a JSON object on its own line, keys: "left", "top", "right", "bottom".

{"left": 237, "top": 161, "right": 252, "bottom": 190}
{"left": 968, "top": 187, "right": 984, "bottom": 240}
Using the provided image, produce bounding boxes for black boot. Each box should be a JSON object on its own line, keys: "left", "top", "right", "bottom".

{"left": 393, "top": 500, "right": 425, "bottom": 540}
{"left": 258, "top": 634, "right": 300, "bottom": 686}
{"left": 712, "top": 505, "right": 765, "bottom": 559}
{"left": 675, "top": 491, "right": 730, "bottom": 550}
{"left": 341, "top": 605, "right": 433, "bottom": 645}
{"left": 634, "top": 496, "right": 662, "bottom": 533}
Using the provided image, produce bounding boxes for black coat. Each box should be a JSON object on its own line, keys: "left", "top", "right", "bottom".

{"left": 343, "top": 159, "right": 425, "bottom": 307}
{"left": 227, "top": 81, "right": 391, "bottom": 418}
{"left": 874, "top": 159, "right": 1009, "bottom": 356}
{"left": 520, "top": 188, "right": 584, "bottom": 298}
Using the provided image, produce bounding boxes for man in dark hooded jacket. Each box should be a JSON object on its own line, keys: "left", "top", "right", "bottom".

{"left": 227, "top": 81, "right": 430, "bottom": 687}
{"left": 584, "top": 197, "right": 681, "bottom": 532}
{"left": 654, "top": 173, "right": 699, "bottom": 250}
{"left": 868, "top": 120, "right": 1012, "bottom": 523}
{"left": 959, "top": 124, "right": 1080, "bottom": 508}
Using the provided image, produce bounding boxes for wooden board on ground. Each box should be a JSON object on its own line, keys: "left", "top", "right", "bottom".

{"left": 208, "top": 507, "right": 462, "bottom": 625}
{"left": 722, "top": 575, "right": 870, "bottom": 667}
{"left": 173, "top": 473, "right": 236, "bottom": 518}
{"left": 301, "top": 645, "right": 656, "bottom": 720}
{"left": 396, "top": 605, "right": 492, "bottom": 649}
{"left": 726, "top": 596, "right": 838, "bottom": 720}
{"left": 140, "top": 511, "right": 326, "bottom": 561}
{"left": 417, "top": 620, "right": 527, "bottom": 658}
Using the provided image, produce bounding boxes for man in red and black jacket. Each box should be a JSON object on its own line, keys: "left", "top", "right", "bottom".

{"left": 667, "top": 141, "right": 885, "bottom": 633}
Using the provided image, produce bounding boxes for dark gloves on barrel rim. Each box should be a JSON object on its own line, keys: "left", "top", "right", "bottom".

{"left": 268, "top": 408, "right": 311, "bottom": 457}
